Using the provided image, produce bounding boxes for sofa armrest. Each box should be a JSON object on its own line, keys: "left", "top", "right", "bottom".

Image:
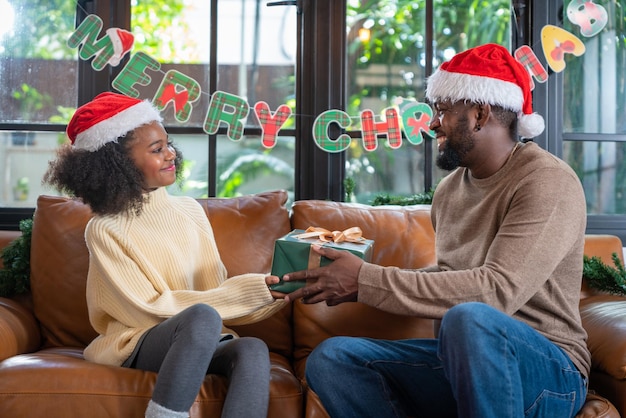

{"left": 575, "top": 392, "right": 621, "bottom": 418}
{"left": 580, "top": 295, "right": 626, "bottom": 380}
{"left": 0, "top": 297, "right": 41, "bottom": 361}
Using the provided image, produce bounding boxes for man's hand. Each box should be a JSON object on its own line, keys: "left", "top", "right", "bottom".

{"left": 283, "top": 245, "right": 364, "bottom": 306}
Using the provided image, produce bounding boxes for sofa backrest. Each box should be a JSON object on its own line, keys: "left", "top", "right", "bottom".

{"left": 29, "top": 191, "right": 293, "bottom": 357}
{"left": 289, "top": 200, "right": 438, "bottom": 379}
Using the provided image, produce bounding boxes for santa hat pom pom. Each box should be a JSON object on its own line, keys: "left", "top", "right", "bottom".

{"left": 518, "top": 113, "right": 544, "bottom": 139}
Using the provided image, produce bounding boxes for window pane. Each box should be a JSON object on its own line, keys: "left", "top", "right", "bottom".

{"left": 131, "top": 0, "right": 211, "bottom": 128}
{"left": 216, "top": 134, "right": 295, "bottom": 201}
{"left": 1, "top": 131, "right": 65, "bottom": 206}
{"left": 166, "top": 133, "right": 210, "bottom": 199}
{"left": 217, "top": 0, "right": 297, "bottom": 129}
{"left": 0, "top": 1, "right": 77, "bottom": 208}
{"left": 132, "top": 0, "right": 296, "bottom": 197}
{"left": 563, "top": 2, "right": 626, "bottom": 134}
{"left": 563, "top": 140, "right": 626, "bottom": 215}
{"left": 132, "top": 1, "right": 297, "bottom": 129}
{"left": 0, "top": 0, "right": 78, "bottom": 124}
{"left": 345, "top": 0, "right": 511, "bottom": 203}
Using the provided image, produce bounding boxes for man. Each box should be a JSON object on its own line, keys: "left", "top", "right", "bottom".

{"left": 283, "top": 44, "right": 590, "bottom": 417}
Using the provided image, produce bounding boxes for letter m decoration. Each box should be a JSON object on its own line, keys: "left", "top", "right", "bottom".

{"left": 68, "top": 14, "right": 134, "bottom": 71}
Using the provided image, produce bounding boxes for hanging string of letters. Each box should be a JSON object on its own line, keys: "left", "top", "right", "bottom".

{"left": 67, "top": 0, "right": 609, "bottom": 153}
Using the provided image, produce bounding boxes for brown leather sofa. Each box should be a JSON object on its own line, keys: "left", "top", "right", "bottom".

{"left": 0, "top": 190, "right": 623, "bottom": 417}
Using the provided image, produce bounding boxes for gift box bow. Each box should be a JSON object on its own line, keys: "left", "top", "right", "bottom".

{"left": 294, "top": 226, "right": 368, "bottom": 244}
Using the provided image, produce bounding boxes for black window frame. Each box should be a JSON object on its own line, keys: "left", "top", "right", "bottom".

{"left": 2, "top": 0, "right": 626, "bottom": 245}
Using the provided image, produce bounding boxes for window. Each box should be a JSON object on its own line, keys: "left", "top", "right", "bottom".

{"left": 2, "top": 0, "right": 626, "bottom": 243}
{"left": 0, "top": 0, "right": 297, "bottom": 218}
{"left": 561, "top": 1, "right": 626, "bottom": 215}
{"left": 129, "top": 0, "right": 297, "bottom": 201}
{"left": 0, "top": 0, "right": 78, "bottom": 210}
{"left": 344, "top": 0, "right": 513, "bottom": 203}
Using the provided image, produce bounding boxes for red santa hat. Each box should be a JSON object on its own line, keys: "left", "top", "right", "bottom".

{"left": 426, "top": 43, "right": 544, "bottom": 139}
{"left": 106, "top": 28, "right": 134, "bottom": 66}
{"left": 67, "top": 92, "right": 163, "bottom": 152}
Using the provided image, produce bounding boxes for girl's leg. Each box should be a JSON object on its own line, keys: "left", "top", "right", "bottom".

{"left": 208, "top": 337, "right": 271, "bottom": 418}
{"left": 131, "top": 304, "right": 223, "bottom": 414}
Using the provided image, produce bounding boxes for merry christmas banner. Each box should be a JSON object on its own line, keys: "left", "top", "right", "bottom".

{"left": 67, "top": 0, "right": 609, "bottom": 153}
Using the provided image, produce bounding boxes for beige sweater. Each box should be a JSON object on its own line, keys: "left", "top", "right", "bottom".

{"left": 358, "top": 141, "right": 591, "bottom": 377}
{"left": 83, "top": 187, "right": 285, "bottom": 366}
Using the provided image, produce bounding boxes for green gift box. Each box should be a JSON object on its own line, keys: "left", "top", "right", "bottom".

{"left": 269, "top": 228, "right": 374, "bottom": 293}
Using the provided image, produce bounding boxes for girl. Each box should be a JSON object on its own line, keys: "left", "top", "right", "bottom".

{"left": 43, "top": 92, "right": 286, "bottom": 418}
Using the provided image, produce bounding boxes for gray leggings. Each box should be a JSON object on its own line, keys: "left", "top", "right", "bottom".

{"left": 126, "top": 304, "right": 270, "bottom": 417}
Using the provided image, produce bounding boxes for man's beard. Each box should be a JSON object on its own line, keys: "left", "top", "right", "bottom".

{"left": 435, "top": 115, "right": 474, "bottom": 171}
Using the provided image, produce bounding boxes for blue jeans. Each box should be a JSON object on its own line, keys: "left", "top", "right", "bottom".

{"left": 306, "top": 302, "right": 587, "bottom": 418}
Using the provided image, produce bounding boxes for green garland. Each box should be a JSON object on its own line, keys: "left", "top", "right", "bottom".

{"left": 582, "top": 252, "right": 626, "bottom": 296}
{"left": 371, "top": 189, "right": 435, "bottom": 206}
{"left": 0, "top": 218, "right": 33, "bottom": 298}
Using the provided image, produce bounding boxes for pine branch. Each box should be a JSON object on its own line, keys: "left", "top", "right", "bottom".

{"left": 371, "top": 189, "right": 434, "bottom": 206}
{"left": 582, "top": 253, "right": 626, "bottom": 296}
{"left": 0, "top": 218, "right": 33, "bottom": 298}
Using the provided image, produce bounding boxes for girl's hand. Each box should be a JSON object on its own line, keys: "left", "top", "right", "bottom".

{"left": 265, "top": 275, "right": 286, "bottom": 299}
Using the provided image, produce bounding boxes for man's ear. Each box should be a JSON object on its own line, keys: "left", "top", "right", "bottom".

{"left": 475, "top": 103, "right": 491, "bottom": 130}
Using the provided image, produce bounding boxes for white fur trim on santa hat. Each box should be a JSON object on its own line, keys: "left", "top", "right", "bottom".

{"left": 518, "top": 112, "right": 545, "bottom": 139}
{"left": 106, "top": 28, "right": 133, "bottom": 66}
{"left": 73, "top": 100, "right": 162, "bottom": 152}
{"left": 426, "top": 70, "right": 524, "bottom": 112}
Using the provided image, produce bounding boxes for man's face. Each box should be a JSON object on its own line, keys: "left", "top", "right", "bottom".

{"left": 430, "top": 101, "right": 475, "bottom": 171}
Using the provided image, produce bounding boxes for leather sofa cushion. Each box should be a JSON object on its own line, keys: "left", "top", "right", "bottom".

{"left": 580, "top": 295, "right": 626, "bottom": 380}
{"left": 0, "top": 348, "right": 301, "bottom": 417}
{"left": 0, "top": 298, "right": 40, "bottom": 361}
{"left": 579, "top": 234, "right": 626, "bottom": 384}
{"left": 30, "top": 191, "right": 293, "bottom": 356}
{"left": 583, "top": 235, "right": 625, "bottom": 265}
{"left": 31, "top": 195, "right": 96, "bottom": 348}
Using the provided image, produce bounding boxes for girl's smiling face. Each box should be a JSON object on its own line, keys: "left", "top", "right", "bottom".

{"left": 128, "top": 121, "right": 177, "bottom": 191}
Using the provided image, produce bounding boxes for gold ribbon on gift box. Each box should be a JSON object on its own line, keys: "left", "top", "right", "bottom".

{"left": 294, "top": 226, "right": 367, "bottom": 244}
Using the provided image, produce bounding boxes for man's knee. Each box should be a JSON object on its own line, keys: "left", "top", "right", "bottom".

{"left": 440, "top": 302, "right": 498, "bottom": 338}
{"left": 306, "top": 337, "right": 353, "bottom": 385}
{"left": 308, "top": 337, "right": 351, "bottom": 366}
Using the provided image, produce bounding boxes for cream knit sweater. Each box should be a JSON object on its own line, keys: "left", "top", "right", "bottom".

{"left": 358, "top": 142, "right": 591, "bottom": 377}
{"left": 83, "top": 187, "right": 285, "bottom": 366}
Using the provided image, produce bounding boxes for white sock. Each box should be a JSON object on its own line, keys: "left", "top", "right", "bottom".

{"left": 145, "top": 400, "right": 189, "bottom": 418}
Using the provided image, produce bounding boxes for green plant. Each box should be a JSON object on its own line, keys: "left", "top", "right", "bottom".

{"left": 582, "top": 253, "right": 626, "bottom": 296}
{"left": 370, "top": 189, "right": 434, "bottom": 206}
{"left": 0, "top": 218, "right": 33, "bottom": 298}
{"left": 344, "top": 177, "right": 356, "bottom": 202}
{"left": 13, "top": 177, "right": 29, "bottom": 201}
{"left": 217, "top": 150, "right": 294, "bottom": 198}
{"left": 49, "top": 105, "right": 76, "bottom": 145}
{"left": 11, "top": 83, "right": 53, "bottom": 119}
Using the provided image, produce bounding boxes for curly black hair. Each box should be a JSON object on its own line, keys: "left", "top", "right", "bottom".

{"left": 43, "top": 131, "right": 184, "bottom": 216}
